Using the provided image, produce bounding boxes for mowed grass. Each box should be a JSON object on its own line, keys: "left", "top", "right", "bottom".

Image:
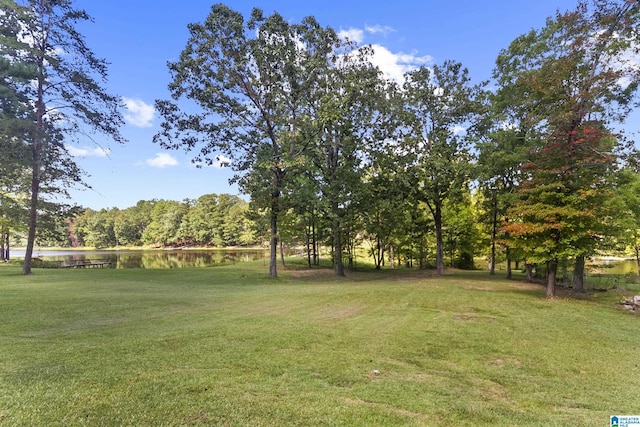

{"left": 0, "top": 262, "right": 638, "bottom": 426}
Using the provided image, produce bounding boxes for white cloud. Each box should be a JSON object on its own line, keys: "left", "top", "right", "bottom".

{"left": 123, "top": 97, "right": 155, "bottom": 128}
{"left": 66, "top": 145, "right": 110, "bottom": 157}
{"left": 613, "top": 47, "right": 640, "bottom": 89}
{"left": 365, "top": 25, "right": 395, "bottom": 37}
{"left": 337, "top": 28, "right": 365, "bottom": 44}
{"left": 192, "top": 155, "right": 232, "bottom": 169}
{"left": 146, "top": 153, "right": 178, "bottom": 168}
{"left": 215, "top": 155, "right": 231, "bottom": 168}
{"left": 369, "top": 44, "right": 433, "bottom": 83}
{"left": 336, "top": 24, "right": 432, "bottom": 84}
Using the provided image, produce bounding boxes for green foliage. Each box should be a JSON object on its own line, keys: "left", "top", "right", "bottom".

{"left": 490, "top": 0, "right": 640, "bottom": 293}
{"left": 68, "top": 194, "right": 258, "bottom": 249}
{"left": 400, "top": 61, "right": 483, "bottom": 274}
{"left": 443, "top": 195, "right": 481, "bottom": 270}
{"left": 615, "top": 167, "right": 640, "bottom": 273}
{"left": 155, "top": 4, "right": 351, "bottom": 276}
{"left": 0, "top": 0, "right": 126, "bottom": 273}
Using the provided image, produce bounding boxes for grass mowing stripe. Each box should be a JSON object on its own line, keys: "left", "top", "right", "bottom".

{"left": 0, "top": 263, "right": 638, "bottom": 426}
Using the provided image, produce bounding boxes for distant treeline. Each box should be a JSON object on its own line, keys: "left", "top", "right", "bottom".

{"left": 68, "top": 194, "right": 259, "bottom": 248}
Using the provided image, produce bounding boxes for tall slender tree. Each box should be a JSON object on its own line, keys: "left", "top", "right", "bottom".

{"left": 302, "top": 47, "right": 389, "bottom": 276}
{"left": 617, "top": 166, "right": 640, "bottom": 277}
{"left": 401, "top": 61, "right": 481, "bottom": 275}
{"left": 1, "top": 0, "right": 125, "bottom": 274}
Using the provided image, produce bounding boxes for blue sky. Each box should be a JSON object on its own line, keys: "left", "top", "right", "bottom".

{"left": 66, "top": 0, "right": 580, "bottom": 210}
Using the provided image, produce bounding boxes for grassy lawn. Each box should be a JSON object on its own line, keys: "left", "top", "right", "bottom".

{"left": 0, "top": 262, "right": 638, "bottom": 426}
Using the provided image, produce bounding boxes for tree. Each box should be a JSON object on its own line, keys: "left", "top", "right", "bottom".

{"left": 401, "top": 61, "right": 481, "bottom": 275}
{"left": 155, "top": 5, "right": 340, "bottom": 277}
{"left": 475, "top": 88, "right": 530, "bottom": 278}
{"left": 503, "top": 124, "right": 620, "bottom": 293}
{"left": 359, "top": 140, "right": 412, "bottom": 270}
{"left": 141, "top": 200, "right": 188, "bottom": 247}
{"left": 494, "top": 0, "right": 640, "bottom": 296}
{"left": 0, "top": 2, "right": 35, "bottom": 259}
{"left": 442, "top": 193, "right": 481, "bottom": 270}
{"left": 299, "top": 45, "right": 389, "bottom": 276}
{"left": 2, "top": 0, "right": 125, "bottom": 274}
{"left": 113, "top": 207, "right": 145, "bottom": 246}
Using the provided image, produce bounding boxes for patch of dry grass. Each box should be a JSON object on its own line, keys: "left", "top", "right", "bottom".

{"left": 0, "top": 263, "right": 637, "bottom": 426}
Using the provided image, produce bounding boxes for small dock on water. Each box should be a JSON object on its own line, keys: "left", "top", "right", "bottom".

{"left": 59, "top": 259, "right": 112, "bottom": 269}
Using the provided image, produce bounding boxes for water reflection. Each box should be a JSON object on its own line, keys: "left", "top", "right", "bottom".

{"left": 19, "top": 249, "right": 265, "bottom": 269}
{"left": 587, "top": 259, "right": 637, "bottom": 275}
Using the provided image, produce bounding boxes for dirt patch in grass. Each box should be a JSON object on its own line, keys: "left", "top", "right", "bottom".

{"left": 491, "top": 358, "right": 522, "bottom": 367}
{"left": 284, "top": 267, "right": 347, "bottom": 282}
{"left": 504, "top": 281, "right": 542, "bottom": 291}
{"left": 316, "top": 305, "right": 365, "bottom": 321}
{"left": 454, "top": 314, "right": 498, "bottom": 323}
{"left": 344, "top": 398, "right": 432, "bottom": 422}
{"left": 286, "top": 268, "right": 336, "bottom": 277}
{"left": 479, "top": 379, "right": 511, "bottom": 402}
{"left": 463, "top": 285, "right": 498, "bottom": 291}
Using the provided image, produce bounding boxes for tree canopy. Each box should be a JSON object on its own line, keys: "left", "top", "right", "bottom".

{"left": 3, "top": 0, "right": 640, "bottom": 293}
{"left": 0, "top": 0, "right": 125, "bottom": 273}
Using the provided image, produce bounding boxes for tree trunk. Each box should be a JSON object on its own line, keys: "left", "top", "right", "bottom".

{"left": 506, "top": 246, "right": 512, "bottom": 280}
{"left": 546, "top": 259, "right": 557, "bottom": 298}
{"left": 434, "top": 202, "right": 445, "bottom": 275}
{"left": 525, "top": 263, "right": 533, "bottom": 282}
{"left": 636, "top": 245, "right": 640, "bottom": 278}
{"left": 306, "top": 229, "right": 311, "bottom": 269}
{"left": 573, "top": 254, "right": 585, "bottom": 292}
{"left": 490, "top": 195, "right": 498, "bottom": 275}
{"left": 23, "top": 167, "right": 40, "bottom": 275}
{"left": 390, "top": 245, "right": 395, "bottom": 269}
{"left": 5, "top": 233, "right": 9, "bottom": 261}
{"left": 269, "top": 199, "right": 278, "bottom": 278}
{"left": 332, "top": 206, "right": 344, "bottom": 276}
{"left": 24, "top": 59, "right": 46, "bottom": 275}
{"left": 279, "top": 238, "right": 285, "bottom": 267}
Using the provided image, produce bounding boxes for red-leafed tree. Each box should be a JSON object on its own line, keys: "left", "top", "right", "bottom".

{"left": 494, "top": 0, "right": 640, "bottom": 296}
{"left": 503, "top": 124, "right": 619, "bottom": 296}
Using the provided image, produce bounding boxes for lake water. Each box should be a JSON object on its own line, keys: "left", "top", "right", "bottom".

{"left": 587, "top": 258, "right": 638, "bottom": 275}
{"left": 9, "top": 250, "right": 639, "bottom": 273}
{"left": 11, "top": 249, "right": 267, "bottom": 269}
{"left": 492, "top": 258, "right": 638, "bottom": 276}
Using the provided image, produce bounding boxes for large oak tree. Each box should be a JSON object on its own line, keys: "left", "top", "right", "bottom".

{"left": 155, "top": 4, "right": 342, "bottom": 277}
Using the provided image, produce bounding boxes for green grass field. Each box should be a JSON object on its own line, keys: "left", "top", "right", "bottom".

{"left": 0, "top": 262, "right": 638, "bottom": 426}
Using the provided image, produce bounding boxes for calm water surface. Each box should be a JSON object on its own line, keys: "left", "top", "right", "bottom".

{"left": 12, "top": 249, "right": 266, "bottom": 269}
{"left": 9, "top": 250, "right": 638, "bottom": 272}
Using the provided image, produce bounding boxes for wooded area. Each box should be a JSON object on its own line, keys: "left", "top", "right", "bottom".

{"left": 2, "top": 0, "right": 640, "bottom": 296}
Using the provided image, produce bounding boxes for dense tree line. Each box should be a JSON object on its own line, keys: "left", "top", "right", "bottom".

{"left": 3, "top": 0, "right": 640, "bottom": 294}
{"left": 48, "top": 190, "right": 481, "bottom": 272}
{"left": 154, "top": 0, "right": 640, "bottom": 287}
{"left": 67, "top": 194, "right": 257, "bottom": 249}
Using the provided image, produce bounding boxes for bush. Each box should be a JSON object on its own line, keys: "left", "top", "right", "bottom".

{"left": 455, "top": 252, "right": 475, "bottom": 270}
